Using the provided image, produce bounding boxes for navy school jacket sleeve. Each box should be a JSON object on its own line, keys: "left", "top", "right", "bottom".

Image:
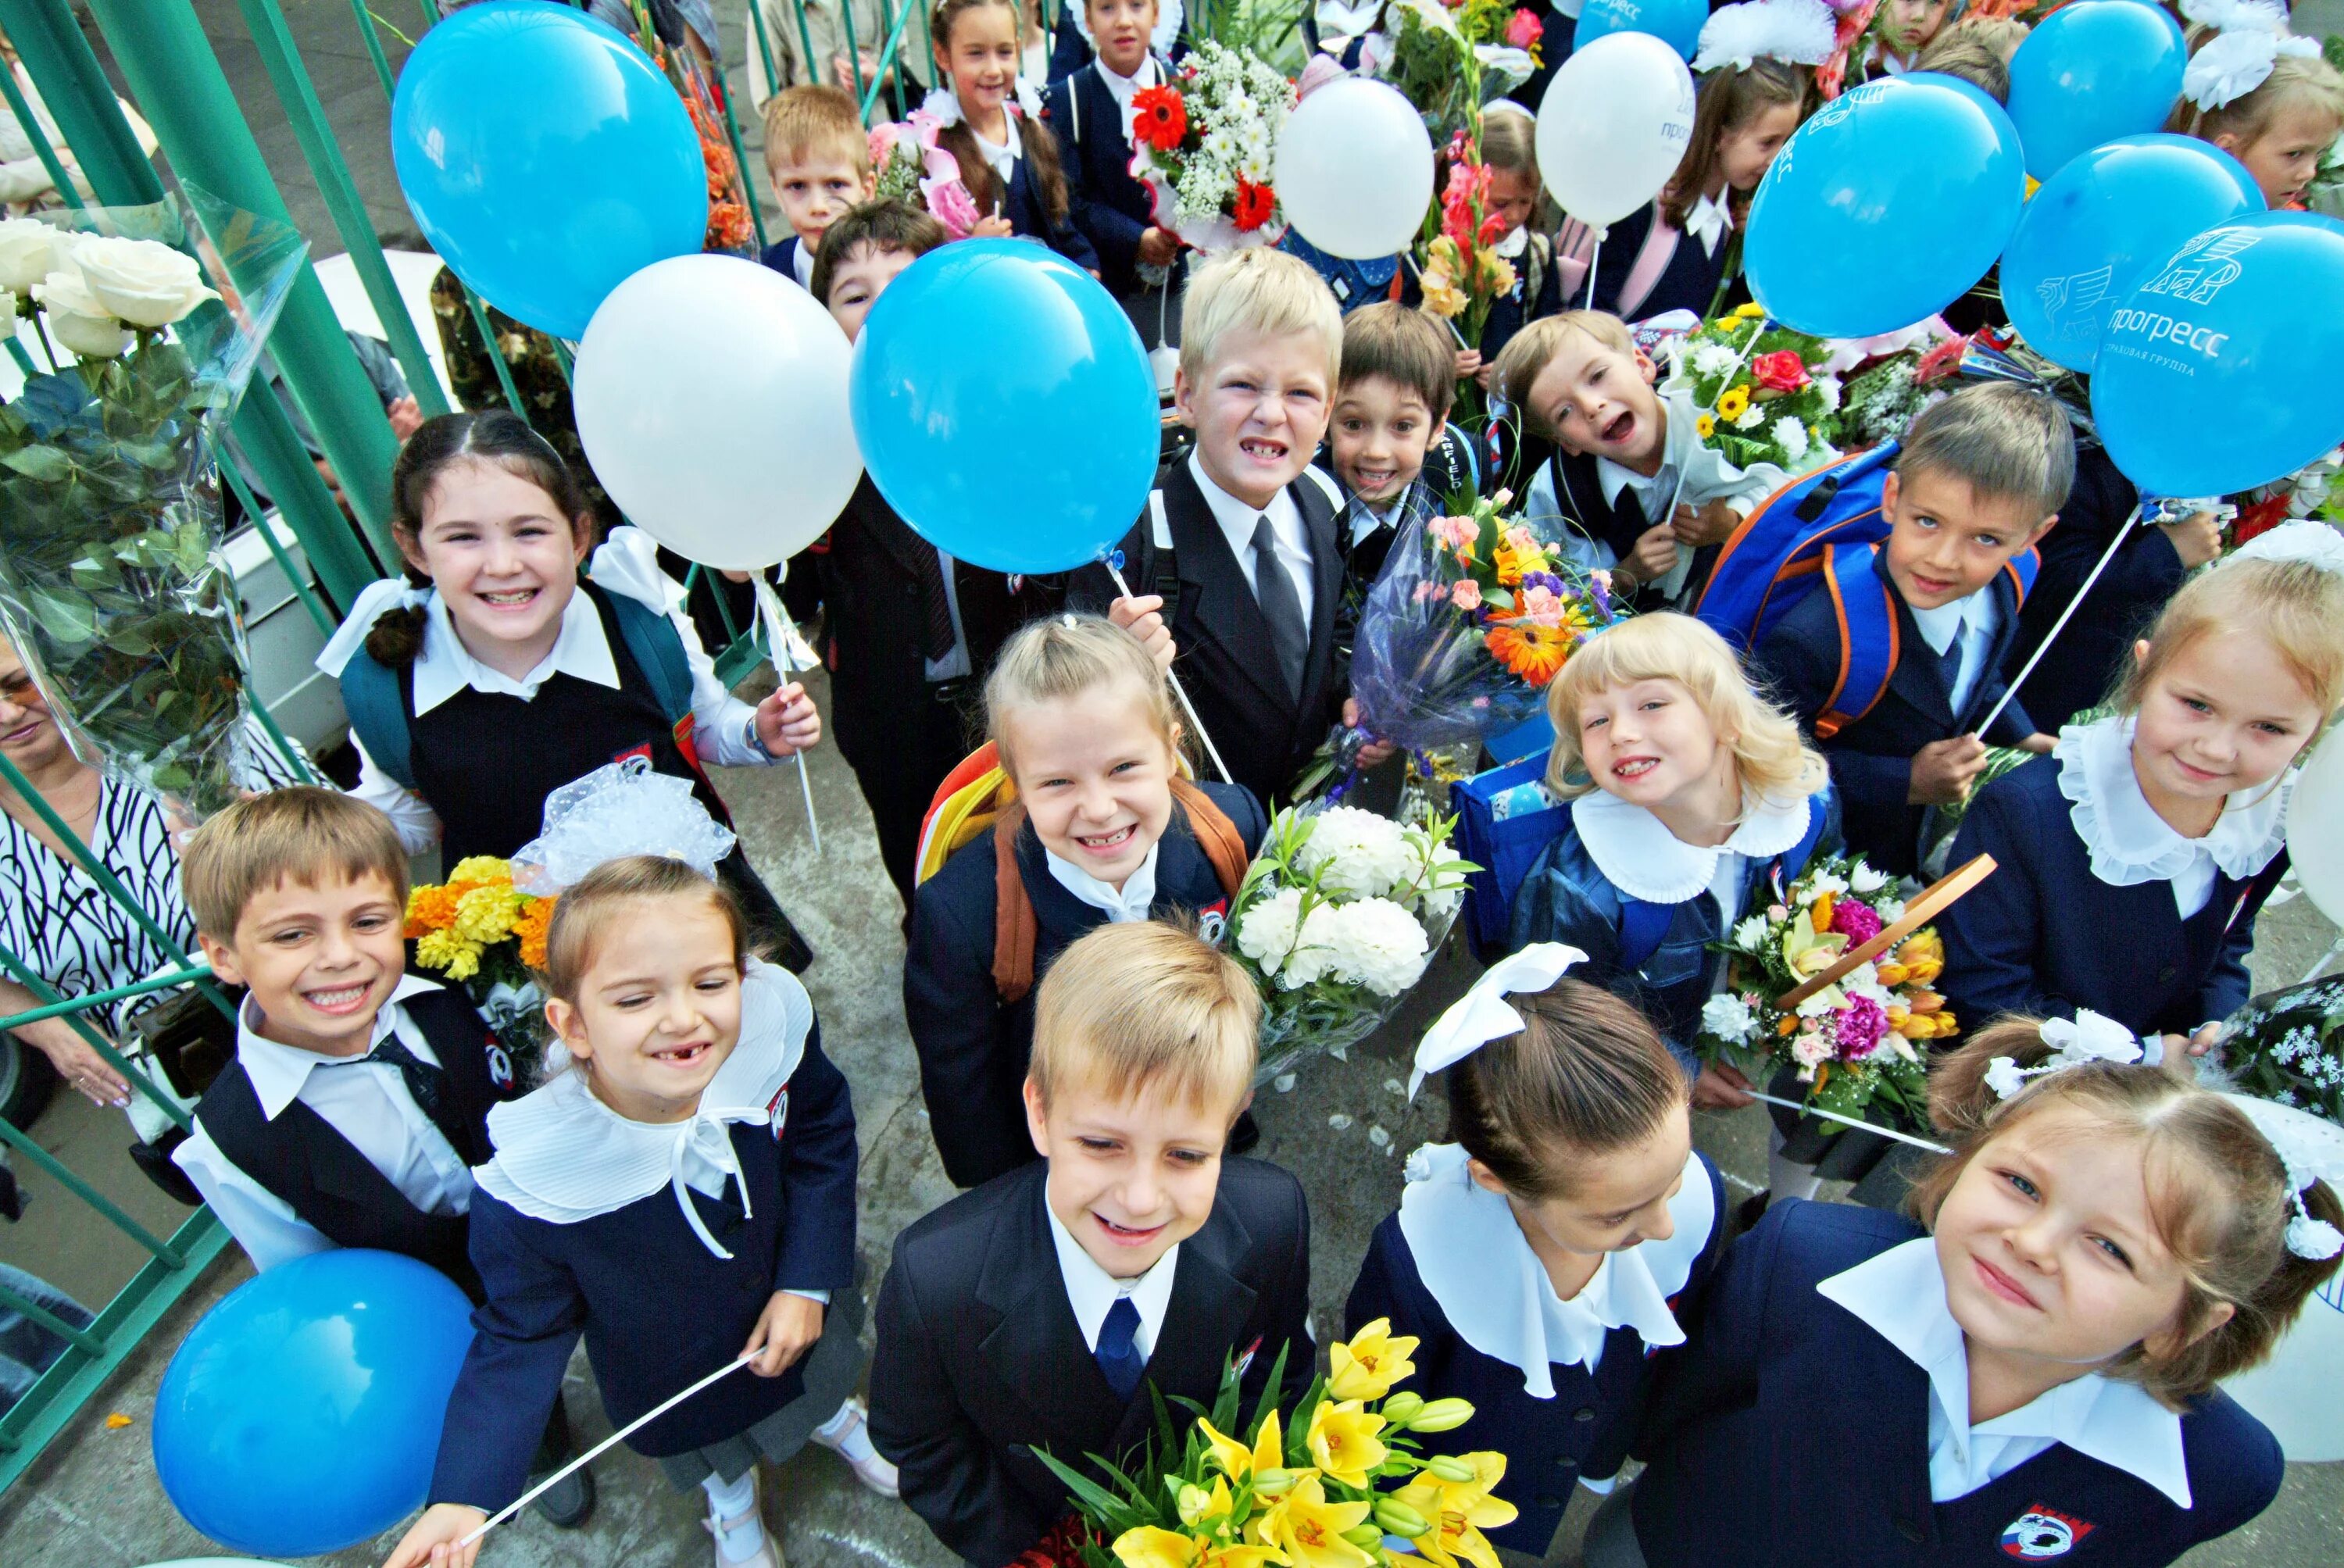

{"left": 1257, "top": 1159, "right": 1317, "bottom": 1408}
{"left": 1631, "top": 1192, "right": 1788, "bottom": 1463}
{"left": 1046, "top": 77, "right": 1149, "bottom": 286}
{"left": 774, "top": 1020, "right": 859, "bottom": 1295}
{"left": 1752, "top": 608, "right": 1920, "bottom": 861}
{"left": 1938, "top": 770, "right": 2068, "bottom": 1029}
{"left": 904, "top": 836, "right": 1034, "bottom": 1190}
{"left": 2196, "top": 889, "right": 2262, "bottom": 1027}
{"left": 429, "top": 1193, "right": 588, "bottom": 1513}
{"left": 1026, "top": 115, "right": 1102, "bottom": 274}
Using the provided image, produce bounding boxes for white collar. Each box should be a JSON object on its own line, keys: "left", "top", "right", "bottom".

{"left": 1046, "top": 1197, "right": 1181, "bottom": 1352}
{"left": 1397, "top": 1143, "right": 1715, "bottom": 1397}
{"left": 1188, "top": 451, "right": 1301, "bottom": 543}
{"left": 1095, "top": 52, "right": 1160, "bottom": 99}
{"left": 1684, "top": 192, "right": 1731, "bottom": 257}
{"left": 1349, "top": 493, "right": 1401, "bottom": 548}
{"left": 2055, "top": 715, "right": 2289, "bottom": 889}
{"left": 1492, "top": 224, "right": 1528, "bottom": 261}
{"left": 474, "top": 959, "right": 813, "bottom": 1258}
{"left": 1909, "top": 589, "right": 1993, "bottom": 658}
{"left": 1045, "top": 841, "right": 1160, "bottom": 923}
{"left": 1817, "top": 1237, "right": 2193, "bottom": 1509}
{"left": 1571, "top": 785, "right": 1816, "bottom": 905}
{"left": 791, "top": 238, "right": 816, "bottom": 291}
{"left": 1595, "top": 389, "right": 1731, "bottom": 509}
{"left": 237, "top": 974, "right": 447, "bottom": 1120}
{"left": 1313, "top": 0, "right": 1384, "bottom": 41}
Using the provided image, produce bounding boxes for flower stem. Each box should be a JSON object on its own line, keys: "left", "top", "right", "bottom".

{"left": 28, "top": 308, "right": 58, "bottom": 373}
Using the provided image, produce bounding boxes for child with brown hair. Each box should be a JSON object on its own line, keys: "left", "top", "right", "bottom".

{"left": 1610, "top": 1013, "right": 2337, "bottom": 1567}
{"left": 927, "top": 0, "right": 1097, "bottom": 266}
{"left": 1347, "top": 950, "right": 1731, "bottom": 1557}
{"left": 2174, "top": 16, "right": 2344, "bottom": 210}
{"left": 1448, "top": 103, "right": 1560, "bottom": 389}
{"left": 1327, "top": 300, "right": 1457, "bottom": 592}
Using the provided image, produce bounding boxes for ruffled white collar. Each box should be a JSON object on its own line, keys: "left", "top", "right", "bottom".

{"left": 1396, "top": 1143, "right": 1717, "bottom": 1397}
{"left": 474, "top": 959, "right": 813, "bottom": 1258}
{"left": 1571, "top": 784, "right": 1816, "bottom": 905}
{"left": 2055, "top": 715, "right": 2289, "bottom": 889}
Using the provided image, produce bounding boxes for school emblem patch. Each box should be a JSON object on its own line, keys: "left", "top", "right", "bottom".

{"left": 2001, "top": 1505, "right": 2095, "bottom": 1559}
{"left": 766, "top": 1082, "right": 791, "bottom": 1141}
{"left": 1196, "top": 899, "right": 1230, "bottom": 946}
{"left": 484, "top": 1038, "right": 516, "bottom": 1093}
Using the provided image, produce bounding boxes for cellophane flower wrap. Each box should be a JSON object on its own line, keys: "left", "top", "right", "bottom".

{"left": 405, "top": 855, "right": 558, "bottom": 1083}
{"left": 870, "top": 110, "right": 985, "bottom": 238}
{"left": 2213, "top": 977, "right": 2344, "bottom": 1124}
{"left": 1369, "top": 0, "right": 1538, "bottom": 140}
{"left": 1031, "top": 1320, "right": 1519, "bottom": 1568}
{"left": 1661, "top": 305, "right": 1843, "bottom": 476}
{"left": 1129, "top": 41, "right": 1293, "bottom": 252}
{"left": 1695, "top": 854, "right": 1950, "bottom": 1133}
{"left": 1351, "top": 490, "right": 1620, "bottom": 754}
{"left": 0, "top": 196, "right": 303, "bottom": 821}
{"left": 1224, "top": 803, "right": 1471, "bottom": 1085}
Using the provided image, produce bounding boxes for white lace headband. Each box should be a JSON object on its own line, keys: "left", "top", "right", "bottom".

{"left": 2181, "top": 2, "right": 2324, "bottom": 113}
{"left": 510, "top": 757, "right": 738, "bottom": 896}
{"left": 1986, "top": 1010, "right": 2342, "bottom": 1260}
{"left": 1406, "top": 942, "right": 1585, "bottom": 1099}
{"left": 2222, "top": 519, "right": 2344, "bottom": 577}
{"left": 1692, "top": 0, "right": 1836, "bottom": 74}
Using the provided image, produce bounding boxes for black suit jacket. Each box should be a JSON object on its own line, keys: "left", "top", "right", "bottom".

{"left": 869, "top": 1157, "right": 1313, "bottom": 1568}
{"left": 1074, "top": 459, "right": 1348, "bottom": 809}
{"left": 1045, "top": 59, "right": 1163, "bottom": 295}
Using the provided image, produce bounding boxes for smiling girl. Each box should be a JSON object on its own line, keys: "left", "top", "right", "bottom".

{"left": 905, "top": 613, "right": 1263, "bottom": 1189}
{"left": 927, "top": 0, "right": 1096, "bottom": 267}
{"left": 1940, "top": 523, "right": 2344, "bottom": 1055}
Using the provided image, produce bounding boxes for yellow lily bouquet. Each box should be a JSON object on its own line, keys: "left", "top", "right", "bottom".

{"left": 1032, "top": 1320, "right": 1516, "bottom": 1568}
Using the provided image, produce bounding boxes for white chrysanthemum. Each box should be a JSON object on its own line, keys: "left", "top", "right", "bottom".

{"left": 1690, "top": 341, "right": 1739, "bottom": 377}
{"left": 1731, "top": 913, "right": 1773, "bottom": 950}
{"left": 1774, "top": 416, "right": 1810, "bottom": 460}
{"left": 1877, "top": 898, "right": 1906, "bottom": 924}
{"left": 1703, "top": 991, "right": 1758, "bottom": 1044}
{"left": 1849, "top": 861, "right": 1889, "bottom": 894}
{"left": 1814, "top": 373, "right": 1842, "bottom": 413}
{"left": 1841, "top": 962, "right": 1890, "bottom": 1005}
{"left": 1235, "top": 886, "right": 1305, "bottom": 973}
{"left": 1297, "top": 805, "right": 1413, "bottom": 900}
{"left": 1734, "top": 402, "right": 1765, "bottom": 430}
{"left": 1804, "top": 869, "right": 1849, "bottom": 898}
{"left": 1304, "top": 898, "right": 1431, "bottom": 998}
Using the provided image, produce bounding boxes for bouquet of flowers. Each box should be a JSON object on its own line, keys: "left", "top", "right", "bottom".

{"left": 1416, "top": 130, "right": 1517, "bottom": 358}
{"left": 1032, "top": 1320, "right": 1517, "bottom": 1568}
{"left": 1696, "top": 854, "right": 1953, "bottom": 1132}
{"left": 0, "top": 198, "right": 303, "bottom": 820}
{"left": 868, "top": 110, "right": 982, "bottom": 237}
{"left": 622, "top": 0, "right": 756, "bottom": 254}
{"left": 2214, "top": 977, "right": 2344, "bottom": 1123}
{"left": 406, "top": 854, "right": 559, "bottom": 1077}
{"left": 1130, "top": 41, "right": 1293, "bottom": 251}
{"left": 1369, "top": 0, "right": 1540, "bottom": 140}
{"left": 1225, "top": 804, "right": 1472, "bottom": 1084}
{"left": 1349, "top": 490, "right": 1619, "bottom": 756}
{"left": 1661, "top": 305, "right": 1843, "bottom": 476}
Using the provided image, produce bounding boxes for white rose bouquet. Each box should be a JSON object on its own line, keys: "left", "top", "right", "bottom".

{"left": 0, "top": 200, "right": 306, "bottom": 819}
{"left": 1226, "top": 802, "right": 1473, "bottom": 1084}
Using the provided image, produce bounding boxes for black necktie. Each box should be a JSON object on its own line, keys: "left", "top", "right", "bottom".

{"left": 345, "top": 1033, "right": 466, "bottom": 1155}
{"left": 1095, "top": 1296, "right": 1145, "bottom": 1400}
{"left": 1250, "top": 513, "right": 1308, "bottom": 700}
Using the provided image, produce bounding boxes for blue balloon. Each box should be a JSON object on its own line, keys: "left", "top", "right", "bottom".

{"left": 1573, "top": 0, "right": 1706, "bottom": 60}
{"left": 2006, "top": 0, "right": 2187, "bottom": 181}
{"left": 850, "top": 241, "right": 1159, "bottom": 574}
{"left": 2003, "top": 134, "right": 2264, "bottom": 373}
{"left": 2092, "top": 213, "right": 2344, "bottom": 498}
{"left": 392, "top": 1, "right": 707, "bottom": 338}
{"left": 1746, "top": 77, "right": 2026, "bottom": 338}
{"left": 153, "top": 1250, "right": 474, "bottom": 1557}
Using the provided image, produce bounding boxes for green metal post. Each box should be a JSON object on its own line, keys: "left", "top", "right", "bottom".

{"left": 345, "top": 0, "right": 402, "bottom": 98}
{"left": 716, "top": 70, "right": 771, "bottom": 251}
{"left": 0, "top": 943, "right": 192, "bottom": 1132}
{"left": 225, "top": 465, "right": 340, "bottom": 641}
{"left": 840, "top": 0, "right": 871, "bottom": 112}
{"left": 77, "top": 0, "right": 404, "bottom": 567}
{"left": 750, "top": 0, "right": 784, "bottom": 98}
{"left": 0, "top": 1283, "right": 103, "bottom": 1357}
{"left": 461, "top": 291, "right": 533, "bottom": 421}
{"left": 0, "top": 966, "right": 211, "bottom": 1034}
{"left": 0, "top": 59, "right": 83, "bottom": 211}
{"left": 861, "top": 2, "right": 919, "bottom": 122}
{"left": 0, "top": 1116, "right": 184, "bottom": 1263}
{"left": 235, "top": 0, "right": 452, "bottom": 419}
{"left": 792, "top": 0, "right": 822, "bottom": 95}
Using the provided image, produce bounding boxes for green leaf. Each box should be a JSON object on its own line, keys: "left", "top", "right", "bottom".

{"left": 3, "top": 445, "right": 74, "bottom": 483}
{"left": 27, "top": 588, "right": 98, "bottom": 645}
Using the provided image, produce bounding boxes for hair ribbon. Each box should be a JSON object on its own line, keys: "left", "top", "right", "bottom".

{"left": 1407, "top": 943, "right": 1585, "bottom": 1100}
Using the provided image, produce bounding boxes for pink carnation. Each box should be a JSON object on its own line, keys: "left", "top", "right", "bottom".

{"left": 1451, "top": 579, "right": 1484, "bottom": 612}
{"left": 1829, "top": 900, "right": 1885, "bottom": 946}
{"left": 1517, "top": 584, "right": 1563, "bottom": 624}
{"left": 1834, "top": 995, "right": 1890, "bottom": 1061}
{"left": 1506, "top": 8, "right": 1542, "bottom": 48}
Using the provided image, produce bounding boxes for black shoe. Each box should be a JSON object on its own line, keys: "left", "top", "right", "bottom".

{"left": 130, "top": 1127, "right": 203, "bottom": 1206}
{"left": 1729, "top": 1189, "right": 1771, "bottom": 1241}
{"left": 1229, "top": 1109, "right": 1261, "bottom": 1156}
{"left": 530, "top": 1464, "right": 595, "bottom": 1530}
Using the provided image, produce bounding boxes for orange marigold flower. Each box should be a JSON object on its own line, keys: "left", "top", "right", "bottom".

{"left": 406, "top": 884, "right": 461, "bottom": 939}
{"left": 515, "top": 897, "right": 559, "bottom": 970}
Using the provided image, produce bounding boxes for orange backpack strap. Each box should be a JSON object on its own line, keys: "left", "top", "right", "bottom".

{"left": 1170, "top": 777, "right": 1250, "bottom": 898}
{"left": 991, "top": 802, "right": 1039, "bottom": 1004}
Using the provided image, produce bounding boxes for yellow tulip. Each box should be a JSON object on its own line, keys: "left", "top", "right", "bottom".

{"left": 1327, "top": 1320, "right": 1420, "bottom": 1402}
{"left": 1306, "top": 1398, "right": 1388, "bottom": 1488}
{"left": 1197, "top": 1410, "right": 1284, "bottom": 1483}
{"left": 1251, "top": 1474, "right": 1374, "bottom": 1568}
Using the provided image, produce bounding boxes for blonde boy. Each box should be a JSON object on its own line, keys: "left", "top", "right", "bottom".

{"left": 759, "top": 84, "right": 875, "bottom": 288}
{"left": 870, "top": 920, "right": 1310, "bottom": 1568}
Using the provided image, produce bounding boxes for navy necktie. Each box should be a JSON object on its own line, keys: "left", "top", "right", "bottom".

{"left": 1095, "top": 1296, "right": 1145, "bottom": 1400}
{"left": 342, "top": 1032, "right": 465, "bottom": 1154}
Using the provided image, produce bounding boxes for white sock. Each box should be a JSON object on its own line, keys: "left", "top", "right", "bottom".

{"left": 1767, "top": 1126, "right": 1825, "bottom": 1204}
{"left": 814, "top": 1400, "right": 877, "bottom": 1463}
{"left": 702, "top": 1470, "right": 765, "bottom": 1563}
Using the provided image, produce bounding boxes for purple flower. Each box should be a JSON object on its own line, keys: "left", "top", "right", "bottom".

{"left": 1835, "top": 995, "right": 1889, "bottom": 1061}
{"left": 1830, "top": 900, "right": 1884, "bottom": 945}
{"left": 1588, "top": 572, "right": 1613, "bottom": 620}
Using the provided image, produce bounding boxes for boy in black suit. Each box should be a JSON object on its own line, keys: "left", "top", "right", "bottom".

{"left": 1753, "top": 384, "right": 2066, "bottom": 877}
{"left": 1046, "top": 0, "right": 1183, "bottom": 351}
{"left": 1077, "top": 245, "right": 1394, "bottom": 808}
{"left": 870, "top": 920, "right": 1312, "bottom": 1568}
{"left": 758, "top": 85, "right": 874, "bottom": 291}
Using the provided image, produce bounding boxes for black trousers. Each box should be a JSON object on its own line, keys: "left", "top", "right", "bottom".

{"left": 842, "top": 682, "right": 982, "bottom": 920}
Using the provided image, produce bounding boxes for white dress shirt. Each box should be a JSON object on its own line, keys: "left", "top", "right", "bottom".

{"left": 1045, "top": 841, "right": 1160, "bottom": 923}
{"left": 322, "top": 527, "right": 770, "bottom": 854}
{"left": 790, "top": 240, "right": 816, "bottom": 291}
{"left": 1910, "top": 586, "right": 2001, "bottom": 717}
{"left": 970, "top": 110, "right": 1023, "bottom": 187}
{"left": 173, "top": 976, "right": 473, "bottom": 1273}
{"left": 1047, "top": 1201, "right": 1181, "bottom": 1361}
{"left": 1817, "top": 1237, "right": 2193, "bottom": 1506}
{"left": 1189, "top": 452, "right": 1316, "bottom": 631}
{"left": 2056, "top": 714, "right": 2289, "bottom": 921}
{"left": 1682, "top": 193, "right": 1731, "bottom": 259}
{"left": 1096, "top": 53, "right": 1161, "bottom": 142}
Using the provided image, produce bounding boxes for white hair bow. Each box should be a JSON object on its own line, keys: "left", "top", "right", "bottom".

{"left": 2226, "top": 519, "right": 2344, "bottom": 577}
{"left": 510, "top": 756, "right": 738, "bottom": 895}
{"left": 1692, "top": 0, "right": 1836, "bottom": 73}
{"left": 313, "top": 577, "right": 431, "bottom": 679}
{"left": 1407, "top": 943, "right": 1586, "bottom": 1099}
{"left": 2222, "top": 1094, "right": 2344, "bottom": 1261}
{"left": 1982, "top": 1009, "right": 2145, "bottom": 1101}
{"left": 2183, "top": 26, "right": 2322, "bottom": 111}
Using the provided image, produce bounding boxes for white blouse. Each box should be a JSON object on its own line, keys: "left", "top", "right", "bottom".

{"left": 1571, "top": 784, "right": 1817, "bottom": 909}
{"left": 2055, "top": 715, "right": 2288, "bottom": 920}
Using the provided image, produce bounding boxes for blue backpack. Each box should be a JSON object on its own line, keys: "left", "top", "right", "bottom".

{"left": 338, "top": 588, "right": 699, "bottom": 791}
{"left": 1692, "top": 442, "right": 2037, "bottom": 739}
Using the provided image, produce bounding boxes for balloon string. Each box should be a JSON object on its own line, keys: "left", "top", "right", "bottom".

{"left": 1742, "top": 1091, "right": 1953, "bottom": 1155}
{"left": 1397, "top": 249, "right": 1470, "bottom": 349}
{"left": 1971, "top": 502, "right": 2142, "bottom": 740}
{"left": 1105, "top": 557, "right": 1234, "bottom": 786}
{"left": 750, "top": 571, "right": 824, "bottom": 855}
{"left": 1584, "top": 234, "right": 1601, "bottom": 311}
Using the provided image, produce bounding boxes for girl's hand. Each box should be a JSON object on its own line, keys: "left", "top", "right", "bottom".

{"left": 754, "top": 683, "right": 822, "bottom": 758}
{"left": 383, "top": 1502, "right": 489, "bottom": 1568}
{"left": 1107, "top": 594, "right": 1177, "bottom": 672}
{"left": 1474, "top": 361, "right": 1495, "bottom": 392}
{"left": 1452, "top": 348, "right": 1483, "bottom": 381}
{"left": 1692, "top": 1060, "right": 1755, "bottom": 1110}
{"left": 743, "top": 1292, "right": 824, "bottom": 1377}
{"left": 27, "top": 1025, "right": 130, "bottom": 1108}
{"left": 1342, "top": 698, "right": 1398, "bottom": 769}
{"left": 972, "top": 215, "right": 1015, "bottom": 239}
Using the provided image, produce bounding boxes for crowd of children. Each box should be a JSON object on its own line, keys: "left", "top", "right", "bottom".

{"left": 85, "top": 5, "right": 2344, "bottom": 1567}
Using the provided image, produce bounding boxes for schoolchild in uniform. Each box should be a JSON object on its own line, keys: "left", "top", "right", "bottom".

{"left": 927, "top": 0, "right": 1099, "bottom": 269}
{"left": 1942, "top": 526, "right": 2344, "bottom": 1054}
{"left": 1346, "top": 952, "right": 1728, "bottom": 1559}
{"left": 383, "top": 847, "right": 893, "bottom": 1568}
{"left": 905, "top": 613, "right": 1264, "bottom": 1189}
{"left": 1602, "top": 1015, "right": 2338, "bottom": 1568}
{"left": 1047, "top": 0, "right": 1188, "bottom": 351}
{"left": 316, "top": 411, "right": 820, "bottom": 966}
{"left": 1324, "top": 301, "right": 1456, "bottom": 599}
{"left": 872, "top": 920, "right": 1313, "bottom": 1568}
{"left": 756, "top": 85, "right": 873, "bottom": 292}
{"left": 1445, "top": 104, "right": 1559, "bottom": 391}
{"left": 172, "top": 788, "right": 591, "bottom": 1528}
{"left": 2173, "top": 14, "right": 2344, "bottom": 211}
{"left": 1751, "top": 384, "right": 2062, "bottom": 879}
{"left": 1494, "top": 313, "right": 1788, "bottom": 609}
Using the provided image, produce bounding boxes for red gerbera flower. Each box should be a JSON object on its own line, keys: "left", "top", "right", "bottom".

{"left": 1131, "top": 84, "right": 1188, "bottom": 152}
{"left": 1232, "top": 175, "right": 1276, "bottom": 231}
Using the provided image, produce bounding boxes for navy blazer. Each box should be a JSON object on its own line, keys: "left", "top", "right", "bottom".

{"left": 1510, "top": 787, "right": 1840, "bottom": 1075}
{"left": 1753, "top": 550, "right": 2035, "bottom": 878}
{"left": 1481, "top": 231, "right": 1562, "bottom": 366}
{"left": 1938, "top": 755, "right": 2281, "bottom": 1040}
{"left": 1631, "top": 1202, "right": 2282, "bottom": 1568}
{"left": 869, "top": 1156, "right": 1313, "bottom": 1568}
{"left": 1591, "top": 198, "right": 1730, "bottom": 322}
{"left": 999, "top": 117, "right": 1100, "bottom": 273}
{"left": 1344, "top": 1155, "right": 1730, "bottom": 1556}
{"left": 904, "top": 781, "right": 1267, "bottom": 1189}
{"left": 757, "top": 234, "right": 805, "bottom": 284}
{"left": 429, "top": 1025, "right": 857, "bottom": 1512}
{"left": 1045, "top": 59, "right": 1167, "bottom": 295}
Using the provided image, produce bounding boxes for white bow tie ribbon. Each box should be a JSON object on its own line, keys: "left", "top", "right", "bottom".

{"left": 669, "top": 1099, "right": 774, "bottom": 1259}
{"left": 1408, "top": 944, "right": 1587, "bottom": 1099}
{"left": 1982, "top": 1009, "right": 2144, "bottom": 1102}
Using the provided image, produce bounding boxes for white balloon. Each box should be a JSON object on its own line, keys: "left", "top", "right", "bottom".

{"left": 1535, "top": 31, "right": 1696, "bottom": 232}
{"left": 1274, "top": 78, "right": 1436, "bottom": 260}
{"left": 573, "top": 254, "right": 862, "bottom": 572}
{"left": 2223, "top": 1257, "right": 2344, "bottom": 1459}
{"left": 2286, "top": 723, "right": 2344, "bottom": 929}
